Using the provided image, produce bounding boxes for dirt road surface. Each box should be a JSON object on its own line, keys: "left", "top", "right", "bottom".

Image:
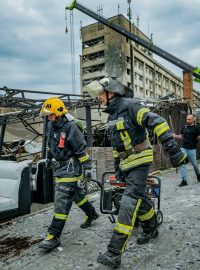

{"left": 0, "top": 164, "right": 200, "bottom": 270}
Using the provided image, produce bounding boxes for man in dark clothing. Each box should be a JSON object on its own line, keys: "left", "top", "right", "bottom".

{"left": 39, "top": 97, "right": 99, "bottom": 250}
{"left": 86, "top": 77, "right": 188, "bottom": 269}
{"left": 173, "top": 114, "right": 200, "bottom": 186}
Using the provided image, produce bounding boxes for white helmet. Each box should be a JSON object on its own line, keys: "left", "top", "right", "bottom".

{"left": 86, "top": 77, "right": 125, "bottom": 98}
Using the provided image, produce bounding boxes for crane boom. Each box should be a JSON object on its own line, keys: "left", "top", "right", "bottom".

{"left": 65, "top": 1, "right": 200, "bottom": 81}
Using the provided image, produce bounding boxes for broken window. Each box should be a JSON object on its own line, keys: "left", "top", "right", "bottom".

{"left": 134, "top": 72, "right": 137, "bottom": 80}
{"left": 82, "top": 36, "right": 104, "bottom": 48}
{"left": 82, "top": 51, "right": 105, "bottom": 63}
{"left": 139, "top": 62, "right": 143, "bottom": 70}
{"left": 139, "top": 75, "right": 143, "bottom": 81}
{"left": 83, "top": 76, "right": 105, "bottom": 86}
{"left": 83, "top": 63, "right": 105, "bottom": 75}
{"left": 126, "top": 56, "right": 131, "bottom": 63}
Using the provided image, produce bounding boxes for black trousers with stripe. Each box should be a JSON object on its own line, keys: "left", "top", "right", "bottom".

{"left": 108, "top": 165, "right": 156, "bottom": 255}
{"left": 48, "top": 181, "right": 95, "bottom": 237}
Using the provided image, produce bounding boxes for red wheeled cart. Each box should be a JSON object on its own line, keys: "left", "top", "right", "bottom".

{"left": 98, "top": 171, "right": 163, "bottom": 225}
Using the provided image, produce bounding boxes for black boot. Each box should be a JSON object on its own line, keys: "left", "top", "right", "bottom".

{"left": 137, "top": 228, "right": 159, "bottom": 245}
{"left": 80, "top": 212, "right": 99, "bottom": 228}
{"left": 179, "top": 180, "right": 187, "bottom": 187}
{"left": 137, "top": 213, "right": 159, "bottom": 245}
{"left": 39, "top": 234, "right": 60, "bottom": 250}
{"left": 97, "top": 250, "right": 121, "bottom": 269}
{"left": 79, "top": 200, "right": 99, "bottom": 228}
{"left": 197, "top": 174, "right": 200, "bottom": 182}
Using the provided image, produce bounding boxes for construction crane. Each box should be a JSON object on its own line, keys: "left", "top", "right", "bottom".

{"left": 65, "top": 0, "right": 200, "bottom": 82}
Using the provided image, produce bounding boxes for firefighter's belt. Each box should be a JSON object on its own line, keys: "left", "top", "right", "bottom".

{"left": 118, "top": 139, "right": 151, "bottom": 160}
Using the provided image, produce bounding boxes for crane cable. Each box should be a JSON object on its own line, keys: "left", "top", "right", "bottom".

{"left": 65, "top": 8, "right": 76, "bottom": 92}
{"left": 70, "top": 10, "right": 76, "bottom": 92}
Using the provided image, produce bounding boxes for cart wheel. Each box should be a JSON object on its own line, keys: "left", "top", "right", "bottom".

{"left": 156, "top": 210, "right": 163, "bottom": 226}
{"left": 113, "top": 193, "right": 122, "bottom": 210}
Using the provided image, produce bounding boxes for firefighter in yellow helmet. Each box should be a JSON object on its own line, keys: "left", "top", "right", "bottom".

{"left": 39, "top": 97, "right": 99, "bottom": 251}
{"left": 86, "top": 77, "right": 188, "bottom": 269}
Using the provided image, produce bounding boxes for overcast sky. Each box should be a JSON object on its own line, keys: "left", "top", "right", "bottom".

{"left": 0, "top": 0, "right": 200, "bottom": 95}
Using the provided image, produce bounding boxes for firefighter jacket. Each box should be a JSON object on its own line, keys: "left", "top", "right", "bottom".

{"left": 47, "top": 114, "right": 91, "bottom": 179}
{"left": 105, "top": 96, "right": 173, "bottom": 172}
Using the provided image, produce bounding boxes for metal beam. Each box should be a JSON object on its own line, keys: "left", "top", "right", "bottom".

{"left": 0, "top": 86, "right": 90, "bottom": 98}
{"left": 0, "top": 86, "right": 98, "bottom": 111}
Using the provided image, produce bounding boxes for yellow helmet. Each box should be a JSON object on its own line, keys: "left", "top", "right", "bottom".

{"left": 40, "top": 97, "right": 68, "bottom": 117}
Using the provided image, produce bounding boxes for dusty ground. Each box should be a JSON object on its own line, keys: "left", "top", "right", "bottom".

{"left": 0, "top": 164, "right": 200, "bottom": 270}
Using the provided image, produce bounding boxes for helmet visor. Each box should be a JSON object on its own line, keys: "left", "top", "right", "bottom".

{"left": 39, "top": 108, "right": 52, "bottom": 117}
{"left": 85, "top": 80, "right": 104, "bottom": 98}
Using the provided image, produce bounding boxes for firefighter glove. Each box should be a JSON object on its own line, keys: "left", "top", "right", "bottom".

{"left": 115, "top": 169, "right": 125, "bottom": 182}
{"left": 163, "top": 139, "right": 188, "bottom": 167}
{"left": 169, "top": 150, "right": 188, "bottom": 167}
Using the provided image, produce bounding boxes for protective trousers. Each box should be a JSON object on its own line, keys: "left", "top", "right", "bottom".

{"left": 48, "top": 181, "right": 96, "bottom": 237}
{"left": 108, "top": 165, "right": 157, "bottom": 255}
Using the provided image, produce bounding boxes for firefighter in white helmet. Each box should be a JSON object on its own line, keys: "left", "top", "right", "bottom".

{"left": 86, "top": 77, "right": 188, "bottom": 269}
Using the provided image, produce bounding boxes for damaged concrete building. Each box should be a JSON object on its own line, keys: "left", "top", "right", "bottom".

{"left": 80, "top": 14, "right": 200, "bottom": 105}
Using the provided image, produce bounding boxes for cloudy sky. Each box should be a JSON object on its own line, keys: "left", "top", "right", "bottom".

{"left": 0, "top": 0, "right": 200, "bottom": 95}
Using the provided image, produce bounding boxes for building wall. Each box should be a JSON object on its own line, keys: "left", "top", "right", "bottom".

{"left": 133, "top": 47, "right": 183, "bottom": 99}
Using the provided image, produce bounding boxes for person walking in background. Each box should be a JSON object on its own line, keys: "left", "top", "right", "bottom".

{"left": 173, "top": 114, "right": 200, "bottom": 187}
{"left": 39, "top": 97, "right": 99, "bottom": 251}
